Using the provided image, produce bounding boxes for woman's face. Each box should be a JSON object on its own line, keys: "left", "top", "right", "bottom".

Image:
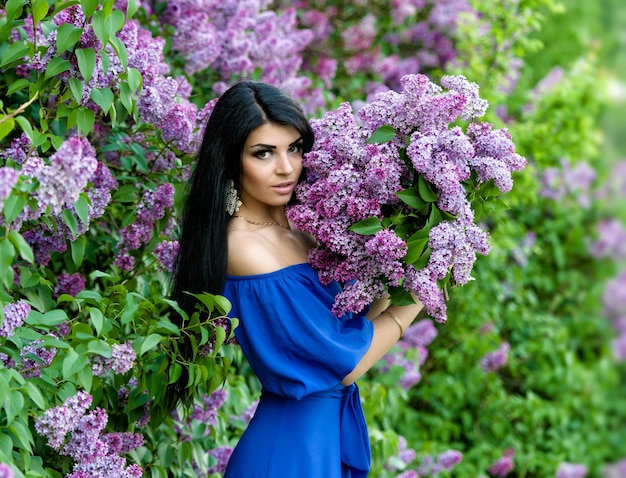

{"left": 239, "top": 122, "right": 304, "bottom": 209}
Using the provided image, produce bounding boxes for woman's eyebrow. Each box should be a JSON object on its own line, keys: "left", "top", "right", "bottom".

{"left": 249, "top": 137, "right": 303, "bottom": 149}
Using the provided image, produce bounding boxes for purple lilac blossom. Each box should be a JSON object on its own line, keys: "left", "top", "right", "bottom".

{"left": 159, "top": 1, "right": 319, "bottom": 111}
{"left": 588, "top": 219, "right": 626, "bottom": 260}
{"left": 32, "top": 136, "right": 98, "bottom": 215}
{"left": 480, "top": 342, "right": 510, "bottom": 372}
{"left": 0, "top": 167, "right": 19, "bottom": 210}
{"left": 288, "top": 73, "right": 523, "bottom": 322}
{"left": 19, "top": 339, "right": 57, "bottom": 378}
{"left": 190, "top": 389, "right": 228, "bottom": 432}
{"left": 555, "top": 462, "right": 588, "bottom": 478}
{"left": 114, "top": 183, "right": 175, "bottom": 271}
{"left": 0, "top": 133, "right": 31, "bottom": 164}
{"left": 539, "top": 159, "right": 596, "bottom": 207}
{"left": 208, "top": 446, "right": 234, "bottom": 474}
{"left": 488, "top": 448, "right": 515, "bottom": 477}
{"left": 54, "top": 273, "right": 86, "bottom": 298}
{"left": 233, "top": 399, "right": 259, "bottom": 425}
{"left": 91, "top": 342, "right": 136, "bottom": 376}
{"left": 35, "top": 391, "right": 144, "bottom": 476}
{"left": 0, "top": 464, "right": 14, "bottom": 478}
{"left": 35, "top": 391, "right": 93, "bottom": 449}
{"left": 604, "top": 458, "right": 626, "bottom": 478}
{"left": 396, "top": 472, "right": 418, "bottom": 478}
{"left": 0, "top": 301, "right": 31, "bottom": 338}
{"left": 154, "top": 240, "right": 179, "bottom": 271}
{"left": 437, "top": 449, "right": 463, "bottom": 470}
{"left": 385, "top": 435, "right": 417, "bottom": 472}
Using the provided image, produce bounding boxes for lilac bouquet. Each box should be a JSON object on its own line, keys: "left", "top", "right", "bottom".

{"left": 287, "top": 74, "right": 526, "bottom": 322}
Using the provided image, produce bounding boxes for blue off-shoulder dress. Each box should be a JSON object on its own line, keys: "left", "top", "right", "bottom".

{"left": 221, "top": 263, "right": 374, "bottom": 478}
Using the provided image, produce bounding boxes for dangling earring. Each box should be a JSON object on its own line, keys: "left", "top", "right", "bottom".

{"left": 225, "top": 179, "right": 242, "bottom": 215}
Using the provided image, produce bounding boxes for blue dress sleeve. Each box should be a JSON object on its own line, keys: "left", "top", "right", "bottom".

{"left": 222, "top": 263, "right": 374, "bottom": 400}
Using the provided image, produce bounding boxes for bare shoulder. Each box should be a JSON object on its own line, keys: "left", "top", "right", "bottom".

{"left": 227, "top": 229, "right": 285, "bottom": 276}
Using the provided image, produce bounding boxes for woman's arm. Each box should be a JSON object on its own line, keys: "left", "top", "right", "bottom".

{"left": 342, "top": 297, "right": 424, "bottom": 385}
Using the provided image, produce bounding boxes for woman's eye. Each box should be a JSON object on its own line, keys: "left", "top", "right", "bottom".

{"left": 255, "top": 150, "right": 272, "bottom": 159}
{"left": 289, "top": 144, "right": 303, "bottom": 154}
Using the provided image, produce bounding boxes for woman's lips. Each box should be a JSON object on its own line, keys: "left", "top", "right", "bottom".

{"left": 272, "top": 181, "right": 295, "bottom": 194}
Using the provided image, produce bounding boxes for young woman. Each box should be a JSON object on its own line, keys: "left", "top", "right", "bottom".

{"left": 173, "top": 81, "right": 424, "bottom": 477}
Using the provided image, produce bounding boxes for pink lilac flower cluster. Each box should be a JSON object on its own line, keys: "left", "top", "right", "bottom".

{"left": 114, "top": 183, "right": 175, "bottom": 270}
{"left": 539, "top": 158, "right": 596, "bottom": 208}
{"left": 0, "top": 300, "right": 31, "bottom": 338}
{"left": 0, "top": 167, "right": 19, "bottom": 210}
{"left": 380, "top": 318, "right": 438, "bottom": 389}
{"left": 488, "top": 448, "right": 515, "bottom": 477}
{"left": 19, "top": 338, "right": 57, "bottom": 378}
{"left": 604, "top": 458, "right": 626, "bottom": 478}
{"left": 479, "top": 341, "right": 510, "bottom": 373}
{"left": 555, "top": 462, "right": 588, "bottom": 478}
{"left": 0, "top": 463, "right": 13, "bottom": 478}
{"left": 384, "top": 435, "right": 417, "bottom": 473}
{"left": 601, "top": 271, "right": 626, "bottom": 362}
{"left": 54, "top": 273, "right": 87, "bottom": 298}
{"left": 35, "top": 391, "right": 143, "bottom": 477}
{"left": 153, "top": 240, "right": 180, "bottom": 271}
{"left": 588, "top": 218, "right": 626, "bottom": 261}
{"left": 208, "top": 446, "right": 234, "bottom": 474}
{"left": 91, "top": 342, "right": 137, "bottom": 376}
{"left": 299, "top": 0, "right": 475, "bottom": 97}
{"left": 159, "top": 0, "right": 321, "bottom": 111}
{"left": 9, "top": 136, "right": 116, "bottom": 264}
{"left": 288, "top": 74, "right": 525, "bottom": 321}
{"left": 189, "top": 389, "right": 228, "bottom": 433}
{"left": 417, "top": 449, "right": 463, "bottom": 476}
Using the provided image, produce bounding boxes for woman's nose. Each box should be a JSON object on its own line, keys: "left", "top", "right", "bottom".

{"left": 276, "top": 151, "right": 294, "bottom": 174}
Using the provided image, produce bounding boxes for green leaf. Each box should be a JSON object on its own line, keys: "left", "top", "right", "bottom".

{"left": 367, "top": 124, "right": 396, "bottom": 144}
{"left": 87, "top": 340, "right": 112, "bottom": 357}
{"left": 71, "top": 235, "right": 86, "bottom": 267}
{"left": 5, "top": 0, "right": 29, "bottom": 24}
{"left": 418, "top": 175, "right": 438, "bottom": 202}
{"left": 74, "top": 193, "right": 90, "bottom": 225}
{"left": 31, "top": 0, "right": 49, "bottom": 25}
{"left": 76, "top": 106, "right": 95, "bottom": 136}
{"left": 63, "top": 348, "right": 89, "bottom": 378}
{"left": 0, "top": 237, "right": 16, "bottom": 270}
{"left": 22, "top": 381, "right": 46, "bottom": 410}
{"left": 3, "top": 194, "right": 26, "bottom": 225}
{"left": 89, "top": 308, "right": 104, "bottom": 336}
{"left": 168, "top": 363, "right": 183, "bottom": 384}
{"left": 118, "top": 80, "right": 134, "bottom": 114}
{"left": 76, "top": 47, "right": 96, "bottom": 84}
{"left": 68, "top": 77, "right": 84, "bottom": 104}
{"left": 0, "top": 40, "right": 29, "bottom": 68}
{"left": 396, "top": 187, "right": 428, "bottom": 210}
{"left": 56, "top": 23, "right": 83, "bottom": 54}
{"left": 80, "top": 0, "right": 99, "bottom": 18}
{"left": 0, "top": 117, "right": 16, "bottom": 141}
{"left": 90, "top": 87, "right": 115, "bottom": 114}
{"left": 45, "top": 57, "right": 71, "bottom": 78}
{"left": 7, "top": 78, "right": 30, "bottom": 95}
{"left": 126, "top": 0, "right": 138, "bottom": 18}
{"left": 126, "top": 67, "right": 142, "bottom": 93}
{"left": 405, "top": 237, "right": 429, "bottom": 264}
{"left": 348, "top": 216, "right": 383, "bottom": 235}
{"left": 91, "top": 11, "right": 109, "bottom": 45}
{"left": 138, "top": 334, "right": 163, "bottom": 356}
{"left": 62, "top": 209, "right": 78, "bottom": 237}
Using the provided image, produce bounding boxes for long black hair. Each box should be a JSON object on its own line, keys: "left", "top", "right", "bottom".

{"left": 172, "top": 81, "right": 314, "bottom": 317}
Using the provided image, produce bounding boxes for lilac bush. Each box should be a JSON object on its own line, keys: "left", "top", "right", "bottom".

{"left": 288, "top": 73, "right": 525, "bottom": 321}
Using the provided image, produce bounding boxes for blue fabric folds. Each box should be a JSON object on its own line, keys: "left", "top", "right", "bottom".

{"left": 222, "top": 263, "right": 374, "bottom": 477}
